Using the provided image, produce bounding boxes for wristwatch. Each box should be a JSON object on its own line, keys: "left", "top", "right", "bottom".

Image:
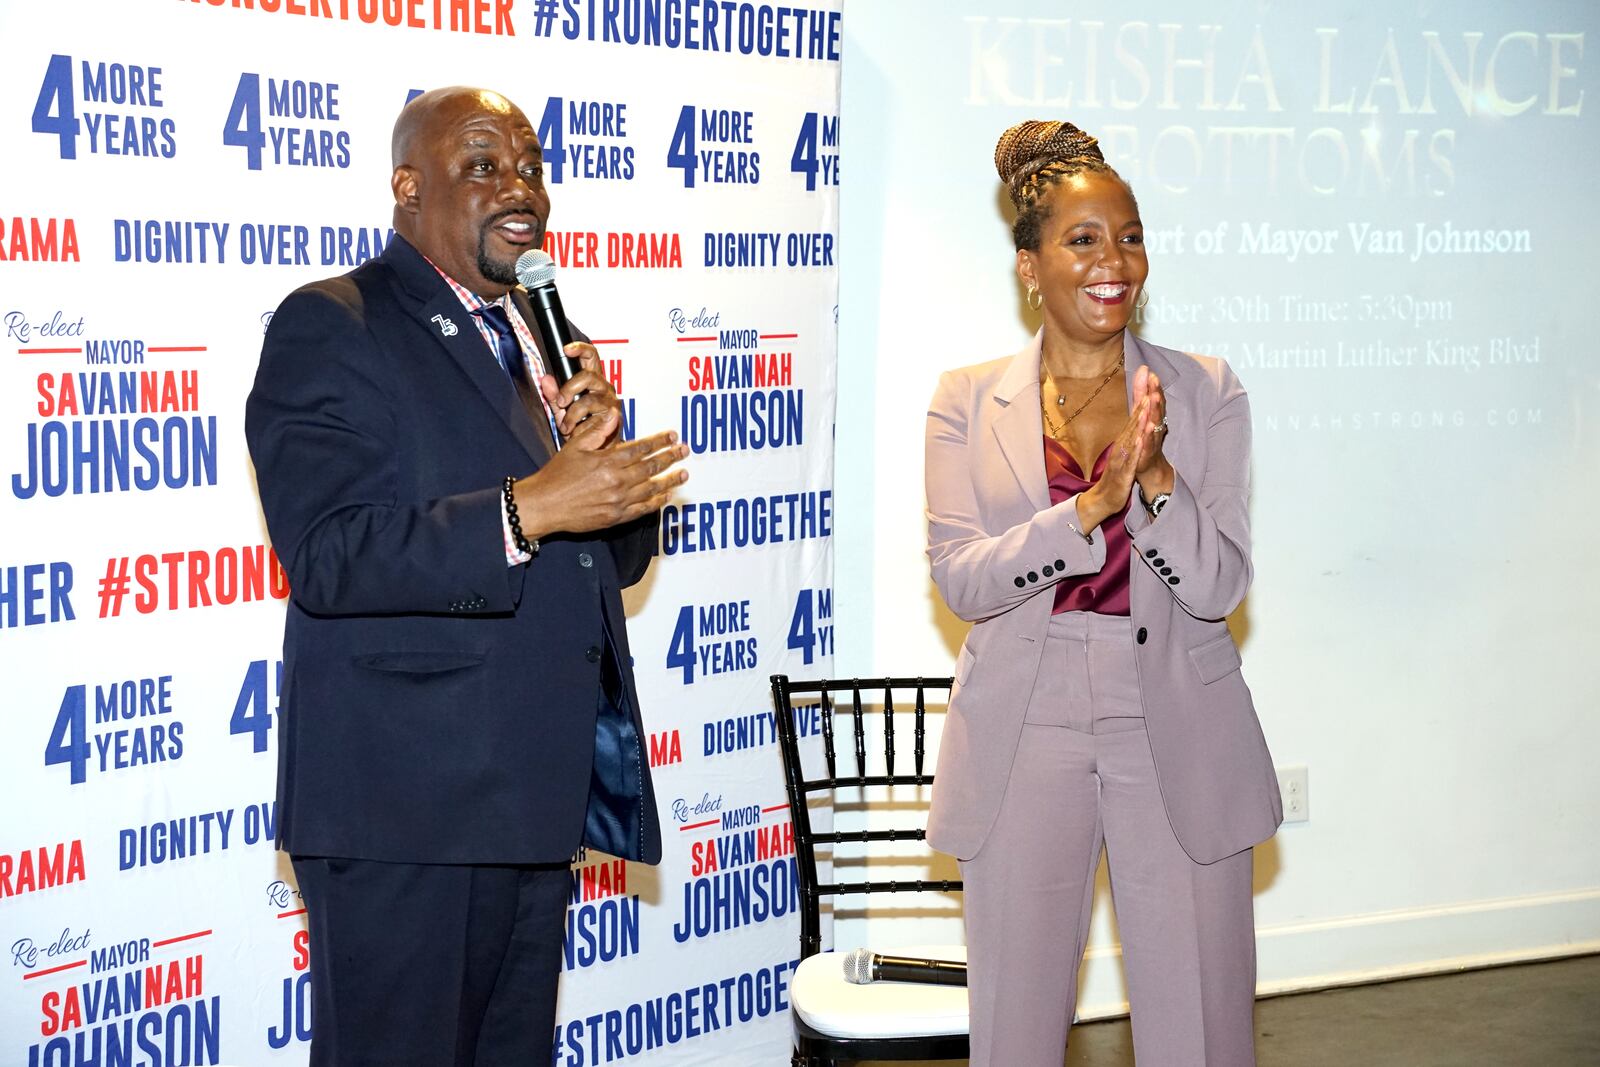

{"left": 1139, "top": 485, "right": 1171, "bottom": 518}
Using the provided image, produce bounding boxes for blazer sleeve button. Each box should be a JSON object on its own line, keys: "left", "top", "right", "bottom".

{"left": 1153, "top": 558, "right": 1166, "bottom": 567}
{"left": 1042, "top": 565, "right": 1054, "bottom": 577}
{"left": 1145, "top": 549, "right": 1158, "bottom": 559}
{"left": 1136, "top": 627, "right": 1148, "bottom": 644}
{"left": 1168, "top": 576, "right": 1181, "bottom": 585}
{"left": 1014, "top": 576, "right": 1026, "bottom": 588}
{"left": 1160, "top": 567, "right": 1172, "bottom": 576}
{"left": 1054, "top": 559, "right": 1065, "bottom": 570}
{"left": 1027, "top": 571, "right": 1038, "bottom": 583}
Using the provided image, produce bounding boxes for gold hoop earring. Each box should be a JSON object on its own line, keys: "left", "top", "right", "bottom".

{"left": 1027, "top": 285, "right": 1043, "bottom": 311}
{"left": 1135, "top": 288, "right": 1150, "bottom": 311}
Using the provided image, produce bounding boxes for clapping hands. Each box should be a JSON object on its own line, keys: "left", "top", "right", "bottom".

{"left": 1074, "top": 365, "right": 1173, "bottom": 533}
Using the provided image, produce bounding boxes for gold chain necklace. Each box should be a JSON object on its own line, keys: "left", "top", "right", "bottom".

{"left": 1041, "top": 355, "right": 1124, "bottom": 439}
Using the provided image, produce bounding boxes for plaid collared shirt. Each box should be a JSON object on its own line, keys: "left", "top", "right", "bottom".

{"left": 424, "top": 257, "right": 559, "bottom": 565}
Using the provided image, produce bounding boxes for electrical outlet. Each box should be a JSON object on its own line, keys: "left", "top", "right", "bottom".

{"left": 1277, "top": 765, "right": 1309, "bottom": 823}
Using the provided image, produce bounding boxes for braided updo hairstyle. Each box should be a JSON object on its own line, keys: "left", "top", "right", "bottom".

{"left": 995, "top": 119, "right": 1134, "bottom": 251}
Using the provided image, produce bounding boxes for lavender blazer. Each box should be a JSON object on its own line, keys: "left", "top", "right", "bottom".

{"left": 924, "top": 330, "right": 1282, "bottom": 865}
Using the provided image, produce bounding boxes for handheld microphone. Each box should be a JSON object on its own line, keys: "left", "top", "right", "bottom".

{"left": 513, "top": 249, "right": 582, "bottom": 387}
{"left": 842, "top": 948, "right": 967, "bottom": 987}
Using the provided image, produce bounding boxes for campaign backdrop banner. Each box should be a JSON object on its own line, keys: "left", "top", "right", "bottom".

{"left": 0, "top": 2, "right": 841, "bottom": 1064}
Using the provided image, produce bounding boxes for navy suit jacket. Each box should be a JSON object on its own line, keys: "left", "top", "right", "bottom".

{"left": 245, "top": 234, "right": 662, "bottom": 866}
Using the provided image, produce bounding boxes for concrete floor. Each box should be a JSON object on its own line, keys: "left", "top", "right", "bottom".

{"left": 864, "top": 954, "right": 1600, "bottom": 1066}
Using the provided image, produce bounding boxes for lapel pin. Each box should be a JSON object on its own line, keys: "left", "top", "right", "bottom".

{"left": 431, "top": 314, "right": 458, "bottom": 337}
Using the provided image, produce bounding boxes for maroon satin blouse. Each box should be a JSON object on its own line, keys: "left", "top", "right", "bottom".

{"left": 1044, "top": 435, "right": 1132, "bottom": 616}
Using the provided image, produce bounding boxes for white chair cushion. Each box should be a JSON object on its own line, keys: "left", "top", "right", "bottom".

{"left": 791, "top": 944, "right": 969, "bottom": 1039}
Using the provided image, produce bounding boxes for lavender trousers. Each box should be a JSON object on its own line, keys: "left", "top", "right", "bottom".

{"left": 959, "top": 612, "right": 1258, "bottom": 1066}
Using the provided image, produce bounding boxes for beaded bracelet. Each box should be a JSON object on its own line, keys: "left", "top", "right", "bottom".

{"left": 503, "top": 475, "right": 538, "bottom": 557}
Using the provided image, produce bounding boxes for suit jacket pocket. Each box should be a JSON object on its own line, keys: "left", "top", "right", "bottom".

{"left": 352, "top": 650, "right": 487, "bottom": 676}
{"left": 1188, "top": 633, "right": 1242, "bottom": 685}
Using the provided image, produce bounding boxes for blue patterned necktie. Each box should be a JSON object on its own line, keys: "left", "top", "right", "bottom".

{"left": 475, "top": 302, "right": 528, "bottom": 382}
{"left": 475, "top": 302, "right": 558, "bottom": 451}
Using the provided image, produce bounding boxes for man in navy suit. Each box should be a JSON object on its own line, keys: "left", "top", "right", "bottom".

{"left": 245, "top": 86, "right": 688, "bottom": 1067}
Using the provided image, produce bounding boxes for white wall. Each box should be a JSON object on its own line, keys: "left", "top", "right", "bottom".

{"left": 834, "top": 0, "right": 1600, "bottom": 1021}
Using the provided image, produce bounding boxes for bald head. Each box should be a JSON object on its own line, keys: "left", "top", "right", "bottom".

{"left": 392, "top": 86, "right": 521, "bottom": 168}
{"left": 388, "top": 86, "right": 548, "bottom": 298}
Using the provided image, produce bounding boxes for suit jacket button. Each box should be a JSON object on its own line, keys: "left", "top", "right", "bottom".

{"left": 1054, "top": 559, "right": 1065, "bottom": 570}
{"left": 1013, "top": 577, "right": 1025, "bottom": 588}
{"left": 1136, "top": 627, "right": 1148, "bottom": 644}
{"left": 1153, "top": 558, "right": 1166, "bottom": 567}
{"left": 1145, "top": 549, "right": 1158, "bottom": 559}
{"left": 578, "top": 552, "right": 594, "bottom": 568}
{"left": 1042, "top": 565, "right": 1054, "bottom": 577}
{"left": 1168, "top": 576, "right": 1180, "bottom": 585}
{"left": 1160, "top": 567, "right": 1172, "bottom": 576}
{"left": 585, "top": 646, "right": 601, "bottom": 663}
{"left": 1027, "top": 571, "right": 1038, "bottom": 583}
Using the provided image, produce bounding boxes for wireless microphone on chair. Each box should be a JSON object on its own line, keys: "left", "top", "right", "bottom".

{"left": 842, "top": 948, "right": 967, "bottom": 987}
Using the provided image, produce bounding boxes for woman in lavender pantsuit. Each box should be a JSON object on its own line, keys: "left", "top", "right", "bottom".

{"left": 923, "top": 120, "right": 1282, "bottom": 1066}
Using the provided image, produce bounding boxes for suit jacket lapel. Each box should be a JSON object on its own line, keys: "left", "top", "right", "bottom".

{"left": 380, "top": 236, "right": 552, "bottom": 468}
{"left": 1124, "top": 330, "right": 1196, "bottom": 472}
{"left": 1122, "top": 330, "right": 1186, "bottom": 407}
{"left": 991, "top": 332, "right": 1051, "bottom": 513}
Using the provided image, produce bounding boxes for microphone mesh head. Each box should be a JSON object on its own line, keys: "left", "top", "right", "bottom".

{"left": 515, "top": 249, "right": 556, "bottom": 289}
{"left": 842, "top": 947, "right": 872, "bottom": 984}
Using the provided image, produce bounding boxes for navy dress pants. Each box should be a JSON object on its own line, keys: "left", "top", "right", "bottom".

{"left": 293, "top": 854, "right": 571, "bottom": 1067}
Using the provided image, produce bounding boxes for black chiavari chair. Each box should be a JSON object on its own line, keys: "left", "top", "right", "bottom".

{"left": 770, "top": 674, "right": 969, "bottom": 1067}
